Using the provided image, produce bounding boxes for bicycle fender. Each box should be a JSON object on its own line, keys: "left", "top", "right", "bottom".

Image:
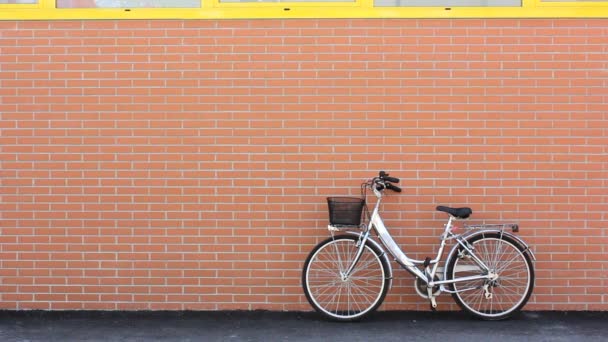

{"left": 500, "top": 231, "right": 536, "bottom": 261}
{"left": 443, "top": 230, "right": 536, "bottom": 282}
{"left": 460, "top": 229, "right": 535, "bottom": 261}
{"left": 344, "top": 231, "right": 394, "bottom": 288}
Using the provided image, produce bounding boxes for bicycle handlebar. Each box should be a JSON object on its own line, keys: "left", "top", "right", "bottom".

{"left": 379, "top": 171, "right": 400, "bottom": 184}
{"left": 374, "top": 171, "right": 402, "bottom": 193}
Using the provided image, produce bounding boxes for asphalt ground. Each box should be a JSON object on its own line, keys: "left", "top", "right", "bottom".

{"left": 0, "top": 310, "right": 606, "bottom": 342}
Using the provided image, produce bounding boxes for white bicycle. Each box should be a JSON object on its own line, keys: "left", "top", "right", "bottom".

{"left": 302, "top": 171, "right": 535, "bottom": 321}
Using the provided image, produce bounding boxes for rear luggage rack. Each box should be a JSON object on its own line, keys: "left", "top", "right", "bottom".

{"left": 464, "top": 223, "right": 519, "bottom": 233}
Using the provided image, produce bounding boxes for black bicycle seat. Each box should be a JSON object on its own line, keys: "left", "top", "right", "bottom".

{"left": 436, "top": 206, "right": 472, "bottom": 219}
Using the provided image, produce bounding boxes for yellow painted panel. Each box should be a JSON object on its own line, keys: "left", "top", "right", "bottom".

{"left": 1, "top": 0, "right": 608, "bottom": 18}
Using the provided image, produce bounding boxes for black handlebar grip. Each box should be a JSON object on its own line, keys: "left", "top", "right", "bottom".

{"left": 379, "top": 171, "right": 400, "bottom": 184}
{"left": 384, "top": 176, "right": 400, "bottom": 184}
{"left": 386, "top": 183, "right": 402, "bottom": 193}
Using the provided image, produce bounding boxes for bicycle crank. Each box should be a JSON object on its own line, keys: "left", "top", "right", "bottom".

{"left": 430, "top": 296, "right": 437, "bottom": 310}
{"left": 414, "top": 276, "right": 441, "bottom": 299}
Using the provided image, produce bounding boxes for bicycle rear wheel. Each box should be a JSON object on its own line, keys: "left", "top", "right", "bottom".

{"left": 447, "top": 232, "right": 534, "bottom": 320}
{"left": 302, "top": 235, "right": 390, "bottom": 321}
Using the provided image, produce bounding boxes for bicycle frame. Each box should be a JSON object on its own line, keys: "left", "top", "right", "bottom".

{"left": 341, "top": 187, "right": 496, "bottom": 296}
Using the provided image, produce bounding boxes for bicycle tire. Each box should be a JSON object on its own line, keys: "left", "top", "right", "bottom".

{"left": 446, "top": 232, "right": 534, "bottom": 320}
{"left": 302, "top": 235, "right": 390, "bottom": 321}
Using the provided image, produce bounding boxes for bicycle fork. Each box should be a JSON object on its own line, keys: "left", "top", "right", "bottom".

{"left": 337, "top": 231, "right": 371, "bottom": 281}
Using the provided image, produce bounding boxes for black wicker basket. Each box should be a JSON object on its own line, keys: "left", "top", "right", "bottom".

{"left": 327, "top": 197, "right": 365, "bottom": 226}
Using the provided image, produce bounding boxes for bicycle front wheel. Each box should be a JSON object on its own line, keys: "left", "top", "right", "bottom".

{"left": 447, "top": 232, "right": 534, "bottom": 320}
{"left": 302, "top": 235, "right": 390, "bottom": 321}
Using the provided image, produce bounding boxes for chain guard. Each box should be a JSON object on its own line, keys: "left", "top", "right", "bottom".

{"left": 414, "top": 276, "right": 441, "bottom": 299}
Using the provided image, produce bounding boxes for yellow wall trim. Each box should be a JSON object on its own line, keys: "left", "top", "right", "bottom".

{"left": 1, "top": 0, "right": 608, "bottom": 19}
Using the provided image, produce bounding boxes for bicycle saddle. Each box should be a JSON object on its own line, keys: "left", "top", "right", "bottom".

{"left": 436, "top": 206, "right": 472, "bottom": 219}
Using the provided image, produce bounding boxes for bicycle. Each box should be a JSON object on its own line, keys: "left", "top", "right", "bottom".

{"left": 302, "top": 171, "right": 535, "bottom": 321}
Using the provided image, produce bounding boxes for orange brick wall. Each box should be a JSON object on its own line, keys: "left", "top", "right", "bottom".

{"left": 0, "top": 19, "right": 606, "bottom": 311}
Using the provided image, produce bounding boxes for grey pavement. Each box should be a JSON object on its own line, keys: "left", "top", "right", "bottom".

{"left": 0, "top": 310, "right": 606, "bottom": 342}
